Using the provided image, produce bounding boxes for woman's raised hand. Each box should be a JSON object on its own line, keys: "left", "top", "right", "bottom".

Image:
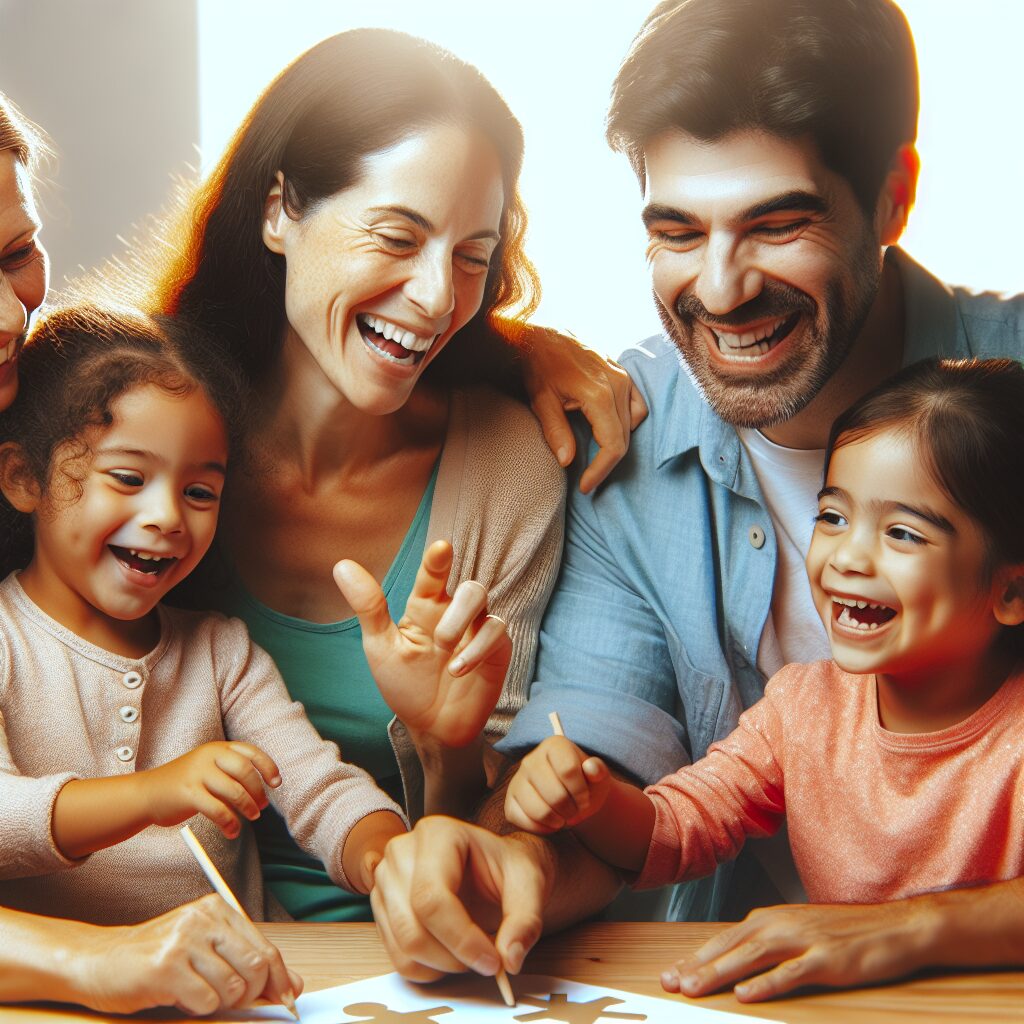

{"left": 334, "top": 540, "right": 511, "bottom": 747}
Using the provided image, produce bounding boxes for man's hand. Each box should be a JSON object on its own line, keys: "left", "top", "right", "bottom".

{"left": 369, "top": 816, "right": 549, "bottom": 983}
{"left": 662, "top": 901, "right": 934, "bottom": 1002}
{"left": 335, "top": 540, "right": 511, "bottom": 749}
{"left": 519, "top": 325, "right": 647, "bottom": 494}
{"left": 67, "top": 895, "right": 302, "bottom": 1015}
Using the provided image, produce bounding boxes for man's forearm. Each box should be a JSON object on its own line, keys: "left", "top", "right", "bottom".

{"left": 476, "top": 766, "right": 623, "bottom": 934}
{"left": 924, "top": 875, "right": 1024, "bottom": 969}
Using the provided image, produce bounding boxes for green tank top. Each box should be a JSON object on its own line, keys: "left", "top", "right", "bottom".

{"left": 211, "top": 462, "right": 438, "bottom": 921}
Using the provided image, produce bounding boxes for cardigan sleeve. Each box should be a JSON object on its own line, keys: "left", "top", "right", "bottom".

{"left": 208, "top": 615, "right": 408, "bottom": 892}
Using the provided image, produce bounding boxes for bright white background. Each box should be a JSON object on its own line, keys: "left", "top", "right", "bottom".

{"left": 198, "top": 1, "right": 1023, "bottom": 356}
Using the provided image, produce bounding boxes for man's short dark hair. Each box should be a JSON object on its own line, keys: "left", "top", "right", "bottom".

{"left": 606, "top": 0, "right": 918, "bottom": 213}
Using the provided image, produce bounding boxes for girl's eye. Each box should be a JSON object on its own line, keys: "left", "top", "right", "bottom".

{"left": 109, "top": 470, "right": 143, "bottom": 487}
{"left": 185, "top": 484, "right": 219, "bottom": 503}
{"left": 814, "top": 509, "right": 847, "bottom": 528}
{"left": 887, "top": 525, "right": 926, "bottom": 545}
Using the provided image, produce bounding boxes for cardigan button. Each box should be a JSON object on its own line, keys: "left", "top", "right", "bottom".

{"left": 119, "top": 706, "right": 140, "bottom": 724}
{"left": 122, "top": 671, "right": 143, "bottom": 689}
{"left": 748, "top": 525, "right": 766, "bottom": 549}
{"left": 115, "top": 746, "right": 135, "bottom": 762}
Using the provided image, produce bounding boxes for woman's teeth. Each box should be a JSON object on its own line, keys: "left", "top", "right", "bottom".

{"left": 358, "top": 314, "right": 433, "bottom": 353}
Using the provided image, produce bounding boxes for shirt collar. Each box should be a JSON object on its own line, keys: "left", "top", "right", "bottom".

{"left": 887, "top": 246, "right": 962, "bottom": 364}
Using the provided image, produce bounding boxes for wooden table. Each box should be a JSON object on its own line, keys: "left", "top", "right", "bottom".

{"left": 4, "top": 922, "right": 1023, "bottom": 1022}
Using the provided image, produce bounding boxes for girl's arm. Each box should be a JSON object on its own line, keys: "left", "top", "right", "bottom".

{"left": 342, "top": 810, "right": 409, "bottom": 894}
{"left": 505, "top": 737, "right": 656, "bottom": 872}
{"left": 51, "top": 741, "right": 281, "bottom": 859}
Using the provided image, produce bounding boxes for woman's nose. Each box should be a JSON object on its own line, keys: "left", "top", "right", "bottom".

{"left": 404, "top": 253, "right": 455, "bottom": 320}
{"left": 0, "top": 272, "right": 27, "bottom": 345}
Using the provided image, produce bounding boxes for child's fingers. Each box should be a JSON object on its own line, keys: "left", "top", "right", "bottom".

{"left": 447, "top": 614, "right": 510, "bottom": 676}
{"left": 504, "top": 791, "right": 558, "bottom": 835}
{"left": 215, "top": 750, "right": 273, "bottom": 812}
{"left": 543, "top": 738, "right": 594, "bottom": 810}
{"left": 433, "top": 580, "right": 489, "bottom": 654}
{"left": 582, "top": 756, "right": 609, "bottom": 783}
{"left": 225, "top": 743, "right": 281, "bottom": 788}
{"left": 508, "top": 775, "right": 573, "bottom": 833}
{"left": 205, "top": 771, "right": 263, "bottom": 823}
{"left": 192, "top": 791, "right": 243, "bottom": 839}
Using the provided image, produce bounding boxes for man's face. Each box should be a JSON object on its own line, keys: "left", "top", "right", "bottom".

{"left": 642, "top": 129, "right": 883, "bottom": 429}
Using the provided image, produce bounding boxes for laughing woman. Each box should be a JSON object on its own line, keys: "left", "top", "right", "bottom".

{"left": 143, "top": 29, "right": 638, "bottom": 922}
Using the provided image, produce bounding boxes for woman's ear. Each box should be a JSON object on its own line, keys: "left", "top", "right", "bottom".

{"left": 0, "top": 442, "right": 41, "bottom": 513}
{"left": 875, "top": 143, "right": 920, "bottom": 247}
{"left": 262, "top": 171, "right": 290, "bottom": 255}
{"left": 992, "top": 564, "right": 1024, "bottom": 627}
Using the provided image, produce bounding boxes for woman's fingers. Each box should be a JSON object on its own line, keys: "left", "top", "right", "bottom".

{"left": 434, "top": 579, "right": 488, "bottom": 653}
{"left": 447, "top": 613, "right": 509, "bottom": 676}
{"left": 334, "top": 558, "right": 396, "bottom": 640}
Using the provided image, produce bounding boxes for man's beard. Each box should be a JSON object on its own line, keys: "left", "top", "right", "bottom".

{"left": 658, "top": 234, "right": 882, "bottom": 430}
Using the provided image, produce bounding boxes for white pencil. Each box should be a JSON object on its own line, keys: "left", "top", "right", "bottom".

{"left": 180, "top": 824, "right": 300, "bottom": 1020}
{"left": 549, "top": 711, "right": 565, "bottom": 736}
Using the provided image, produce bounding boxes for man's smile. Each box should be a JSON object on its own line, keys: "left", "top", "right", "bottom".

{"left": 707, "top": 311, "right": 802, "bottom": 361}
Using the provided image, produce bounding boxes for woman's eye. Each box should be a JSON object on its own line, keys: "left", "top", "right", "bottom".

{"left": 2, "top": 243, "right": 37, "bottom": 269}
{"left": 109, "top": 470, "right": 143, "bottom": 487}
{"left": 456, "top": 251, "right": 490, "bottom": 272}
{"left": 376, "top": 233, "right": 416, "bottom": 252}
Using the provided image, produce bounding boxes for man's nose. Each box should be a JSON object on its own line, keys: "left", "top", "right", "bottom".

{"left": 692, "top": 235, "right": 764, "bottom": 316}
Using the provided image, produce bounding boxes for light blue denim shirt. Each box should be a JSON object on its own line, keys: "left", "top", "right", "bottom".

{"left": 498, "top": 248, "right": 1024, "bottom": 920}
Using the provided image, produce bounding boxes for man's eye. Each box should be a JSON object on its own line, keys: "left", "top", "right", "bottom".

{"left": 109, "top": 471, "right": 143, "bottom": 487}
{"left": 753, "top": 220, "right": 809, "bottom": 238}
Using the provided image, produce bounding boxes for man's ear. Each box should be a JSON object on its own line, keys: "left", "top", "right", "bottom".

{"left": 0, "top": 442, "right": 41, "bottom": 514}
{"left": 875, "top": 143, "right": 920, "bottom": 247}
{"left": 262, "top": 171, "right": 291, "bottom": 255}
{"left": 992, "top": 564, "right": 1024, "bottom": 627}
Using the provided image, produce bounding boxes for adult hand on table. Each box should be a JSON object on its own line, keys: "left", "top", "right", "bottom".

{"left": 60, "top": 895, "right": 302, "bottom": 1015}
{"left": 370, "top": 816, "right": 549, "bottom": 983}
{"left": 334, "top": 540, "right": 512, "bottom": 749}
{"left": 518, "top": 324, "right": 647, "bottom": 495}
{"left": 662, "top": 900, "right": 931, "bottom": 1003}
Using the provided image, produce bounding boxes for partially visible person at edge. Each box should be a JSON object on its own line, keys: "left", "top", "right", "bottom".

{"left": 0, "top": 92, "right": 303, "bottom": 1017}
{"left": 109, "top": 29, "right": 640, "bottom": 925}
{"left": 367, "top": 0, "right": 1024, "bottom": 1003}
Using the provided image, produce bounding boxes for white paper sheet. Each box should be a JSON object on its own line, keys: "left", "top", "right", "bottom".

{"left": 228, "top": 971, "right": 775, "bottom": 1023}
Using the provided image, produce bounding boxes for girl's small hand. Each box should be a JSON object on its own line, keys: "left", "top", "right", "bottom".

{"left": 144, "top": 741, "right": 281, "bottom": 839}
{"left": 505, "top": 736, "right": 612, "bottom": 835}
{"left": 334, "top": 540, "right": 512, "bottom": 748}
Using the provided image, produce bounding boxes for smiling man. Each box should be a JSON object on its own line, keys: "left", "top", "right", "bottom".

{"left": 369, "top": 0, "right": 1024, "bottom": 1000}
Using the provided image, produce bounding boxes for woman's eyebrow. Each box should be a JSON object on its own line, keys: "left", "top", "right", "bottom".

{"left": 366, "top": 205, "right": 500, "bottom": 241}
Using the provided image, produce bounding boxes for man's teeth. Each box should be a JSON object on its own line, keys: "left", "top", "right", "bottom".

{"left": 712, "top": 316, "right": 790, "bottom": 357}
{"left": 0, "top": 339, "right": 16, "bottom": 365}
{"left": 359, "top": 315, "right": 433, "bottom": 353}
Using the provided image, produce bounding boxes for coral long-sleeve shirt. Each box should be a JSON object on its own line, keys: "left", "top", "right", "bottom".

{"left": 636, "top": 660, "right": 1024, "bottom": 903}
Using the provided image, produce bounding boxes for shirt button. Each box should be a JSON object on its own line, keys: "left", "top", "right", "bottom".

{"left": 115, "top": 746, "right": 135, "bottom": 762}
{"left": 748, "top": 525, "right": 766, "bottom": 549}
{"left": 119, "top": 706, "right": 139, "bottom": 724}
{"left": 122, "top": 671, "right": 143, "bottom": 689}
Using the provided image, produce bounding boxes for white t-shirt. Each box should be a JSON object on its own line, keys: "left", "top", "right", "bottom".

{"left": 737, "top": 428, "right": 832, "bottom": 675}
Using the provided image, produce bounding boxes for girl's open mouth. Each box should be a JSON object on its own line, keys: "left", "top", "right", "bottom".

{"left": 832, "top": 595, "right": 897, "bottom": 632}
{"left": 109, "top": 546, "right": 177, "bottom": 577}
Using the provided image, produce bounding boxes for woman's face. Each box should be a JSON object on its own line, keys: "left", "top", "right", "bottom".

{"left": 263, "top": 124, "right": 504, "bottom": 416}
{"left": 0, "top": 150, "right": 48, "bottom": 411}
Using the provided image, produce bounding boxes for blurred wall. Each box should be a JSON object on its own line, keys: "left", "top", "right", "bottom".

{"left": 0, "top": 0, "right": 198, "bottom": 290}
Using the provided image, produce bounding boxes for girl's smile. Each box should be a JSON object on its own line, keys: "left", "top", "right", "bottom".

{"left": 806, "top": 430, "right": 1012, "bottom": 729}
{"left": 16, "top": 385, "right": 227, "bottom": 655}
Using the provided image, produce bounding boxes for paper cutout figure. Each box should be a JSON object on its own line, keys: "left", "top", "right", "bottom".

{"left": 342, "top": 1004, "right": 454, "bottom": 1023}
{"left": 513, "top": 992, "right": 647, "bottom": 1022}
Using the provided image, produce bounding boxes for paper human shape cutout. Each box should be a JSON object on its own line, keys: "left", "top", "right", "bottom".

{"left": 343, "top": 1003, "right": 454, "bottom": 1023}
{"left": 513, "top": 992, "right": 647, "bottom": 1022}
